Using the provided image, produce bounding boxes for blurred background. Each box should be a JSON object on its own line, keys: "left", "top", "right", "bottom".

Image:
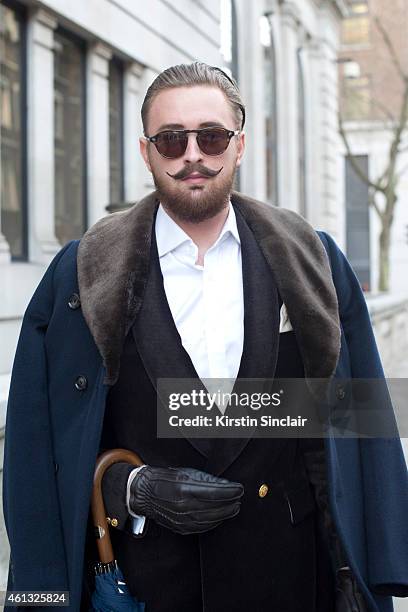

{"left": 0, "top": 0, "right": 407, "bottom": 608}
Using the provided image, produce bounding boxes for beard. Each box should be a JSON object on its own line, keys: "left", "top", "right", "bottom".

{"left": 152, "top": 164, "right": 237, "bottom": 223}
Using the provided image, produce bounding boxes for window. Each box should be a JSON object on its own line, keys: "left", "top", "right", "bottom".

{"left": 54, "top": 29, "right": 86, "bottom": 245}
{"left": 0, "top": 0, "right": 27, "bottom": 259}
{"left": 342, "top": 1, "right": 369, "bottom": 46}
{"left": 342, "top": 75, "right": 372, "bottom": 120}
{"left": 109, "top": 58, "right": 124, "bottom": 204}
{"left": 345, "top": 155, "right": 370, "bottom": 291}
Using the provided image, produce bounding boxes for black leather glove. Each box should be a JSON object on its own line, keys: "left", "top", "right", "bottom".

{"left": 128, "top": 465, "right": 244, "bottom": 535}
{"left": 336, "top": 568, "right": 367, "bottom": 612}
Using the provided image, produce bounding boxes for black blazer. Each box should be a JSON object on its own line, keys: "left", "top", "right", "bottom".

{"left": 82, "top": 208, "right": 334, "bottom": 612}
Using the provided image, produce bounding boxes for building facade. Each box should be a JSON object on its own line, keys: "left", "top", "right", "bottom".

{"left": 339, "top": 0, "right": 408, "bottom": 295}
{"left": 233, "top": 0, "right": 347, "bottom": 239}
{"left": 0, "top": 0, "right": 347, "bottom": 410}
{"left": 0, "top": 0, "right": 348, "bottom": 589}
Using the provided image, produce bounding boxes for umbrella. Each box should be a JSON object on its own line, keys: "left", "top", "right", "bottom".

{"left": 90, "top": 448, "right": 146, "bottom": 611}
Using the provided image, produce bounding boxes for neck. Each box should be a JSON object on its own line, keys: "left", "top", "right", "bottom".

{"left": 163, "top": 204, "right": 230, "bottom": 266}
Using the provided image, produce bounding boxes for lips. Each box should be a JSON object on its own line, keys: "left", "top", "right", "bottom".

{"left": 182, "top": 173, "right": 208, "bottom": 181}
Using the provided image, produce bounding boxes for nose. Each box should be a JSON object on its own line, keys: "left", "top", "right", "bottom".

{"left": 183, "top": 132, "right": 204, "bottom": 163}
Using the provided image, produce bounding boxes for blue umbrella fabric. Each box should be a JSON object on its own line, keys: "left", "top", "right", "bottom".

{"left": 90, "top": 561, "right": 145, "bottom": 612}
{"left": 90, "top": 449, "right": 147, "bottom": 612}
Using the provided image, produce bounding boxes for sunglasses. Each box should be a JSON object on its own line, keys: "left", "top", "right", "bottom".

{"left": 144, "top": 127, "right": 241, "bottom": 159}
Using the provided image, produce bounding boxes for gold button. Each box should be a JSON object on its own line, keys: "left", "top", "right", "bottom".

{"left": 259, "top": 484, "right": 269, "bottom": 498}
{"left": 110, "top": 518, "right": 118, "bottom": 527}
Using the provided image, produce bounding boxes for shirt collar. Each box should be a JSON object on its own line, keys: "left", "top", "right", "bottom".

{"left": 155, "top": 200, "right": 240, "bottom": 258}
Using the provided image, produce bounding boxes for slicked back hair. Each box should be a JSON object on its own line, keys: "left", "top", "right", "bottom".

{"left": 141, "top": 61, "right": 245, "bottom": 135}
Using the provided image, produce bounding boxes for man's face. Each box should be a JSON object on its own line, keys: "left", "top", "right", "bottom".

{"left": 140, "top": 85, "right": 245, "bottom": 223}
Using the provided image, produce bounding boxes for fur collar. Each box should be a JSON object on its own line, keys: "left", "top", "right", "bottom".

{"left": 77, "top": 190, "right": 341, "bottom": 393}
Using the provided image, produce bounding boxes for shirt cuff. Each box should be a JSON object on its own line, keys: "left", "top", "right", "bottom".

{"left": 131, "top": 515, "right": 146, "bottom": 535}
{"left": 126, "top": 465, "right": 148, "bottom": 534}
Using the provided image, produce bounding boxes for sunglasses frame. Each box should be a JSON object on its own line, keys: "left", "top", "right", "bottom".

{"left": 144, "top": 127, "right": 241, "bottom": 159}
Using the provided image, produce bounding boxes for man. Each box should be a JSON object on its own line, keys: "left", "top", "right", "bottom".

{"left": 3, "top": 62, "right": 408, "bottom": 612}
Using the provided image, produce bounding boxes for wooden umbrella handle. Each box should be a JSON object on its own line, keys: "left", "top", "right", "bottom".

{"left": 91, "top": 448, "right": 144, "bottom": 564}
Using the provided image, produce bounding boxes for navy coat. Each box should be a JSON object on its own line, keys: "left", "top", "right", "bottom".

{"left": 3, "top": 190, "right": 408, "bottom": 611}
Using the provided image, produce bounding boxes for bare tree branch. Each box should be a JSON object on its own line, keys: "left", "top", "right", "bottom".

{"left": 371, "top": 97, "right": 397, "bottom": 123}
{"left": 397, "top": 141, "right": 408, "bottom": 154}
{"left": 340, "top": 81, "right": 397, "bottom": 124}
{"left": 338, "top": 114, "right": 386, "bottom": 193}
{"left": 377, "top": 165, "right": 390, "bottom": 189}
{"left": 337, "top": 16, "right": 408, "bottom": 290}
{"left": 368, "top": 193, "right": 384, "bottom": 219}
{"left": 395, "top": 161, "right": 408, "bottom": 180}
{"left": 373, "top": 15, "right": 408, "bottom": 83}
{"left": 384, "top": 80, "right": 408, "bottom": 208}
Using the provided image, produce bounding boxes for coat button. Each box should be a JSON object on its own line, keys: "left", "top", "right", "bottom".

{"left": 68, "top": 293, "right": 81, "bottom": 309}
{"left": 336, "top": 385, "right": 346, "bottom": 400}
{"left": 75, "top": 375, "right": 88, "bottom": 391}
{"left": 259, "top": 484, "right": 269, "bottom": 498}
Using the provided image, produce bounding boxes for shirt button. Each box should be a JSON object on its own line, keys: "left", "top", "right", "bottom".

{"left": 68, "top": 293, "right": 81, "bottom": 309}
{"left": 75, "top": 375, "right": 88, "bottom": 391}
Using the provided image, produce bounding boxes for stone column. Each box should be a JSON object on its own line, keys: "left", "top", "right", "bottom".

{"left": 315, "top": 26, "right": 343, "bottom": 240}
{"left": 264, "top": 4, "right": 283, "bottom": 207}
{"left": 87, "top": 43, "right": 111, "bottom": 227}
{"left": 235, "top": 0, "right": 267, "bottom": 201}
{"left": 137, "top": 67, "right": 158, "bottom": 197}
{"left": 300, "top": 34, "right": 321, "bottom": 226}
{"left": 27, "top": 8, "right": 60, "bottom": 263}
{"left": 312, "top": 4, "right": 345, "bottom": 247}
{"left": 123, "top": 61, "right": 144, "bottom": 203}
{"left": 279, "top": 1, "right": 300, "bottom": 213}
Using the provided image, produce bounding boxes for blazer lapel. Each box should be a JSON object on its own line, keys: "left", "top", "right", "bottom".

{"left": 131, "top": 209, "right": 212, "bottom": 458}
{"left": 131, "top": 203, "right": 283, "bottom": 471}
{"left": 203, "top": 205, "right": 284, "bottom": 476}
{"left": 232, "top": 206, "right": 281, "bottom": 383}
{"left": 77, "top": 189, "right": 340, "bottom": 400}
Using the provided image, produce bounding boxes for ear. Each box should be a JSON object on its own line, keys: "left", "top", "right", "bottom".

{"left": 139, "top": 137, "right": 152, "bottom": 173}
{"left": 235, "top": 131, "right": 245, "bottom": 168}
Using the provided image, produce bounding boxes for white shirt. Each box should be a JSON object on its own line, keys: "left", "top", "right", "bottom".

{"left": 128, "top": 200, "right": 293, "bottom": 534}
{"left": 155, "top": 201, "right": 244, "bottom": 381}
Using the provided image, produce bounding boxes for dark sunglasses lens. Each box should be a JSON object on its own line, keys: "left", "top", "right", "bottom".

{"left": 197, "top": 129, "right": 230, "bottom": 155}
{"left": 155, "top": 132, "right": 187, "bottom": 158}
